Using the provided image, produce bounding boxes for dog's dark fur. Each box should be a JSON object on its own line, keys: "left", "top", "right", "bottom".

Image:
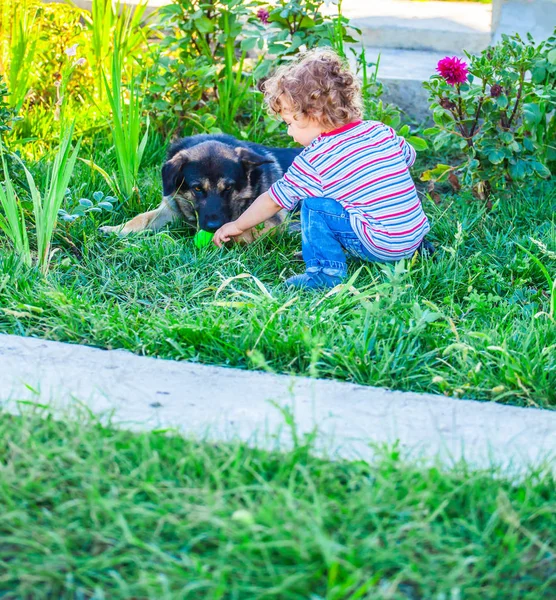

{"left": 100, "top": 134, "right": 301, "bottom": 241}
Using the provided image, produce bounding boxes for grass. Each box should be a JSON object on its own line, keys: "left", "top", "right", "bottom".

{"left": 0, "top": 148, "right": 554, "bottom": 408}
{"left": 0, "top": 406, "right": 554, "bottom": 598}
{"left": 103, "top": 38, "right": 149, "bottom": 200}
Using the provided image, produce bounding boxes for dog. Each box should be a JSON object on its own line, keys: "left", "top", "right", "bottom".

{"left": 100, "top": 134, "right": 302, "bottom": 242}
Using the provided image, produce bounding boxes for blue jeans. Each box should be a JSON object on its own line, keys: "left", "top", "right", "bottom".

{"left": 301, "top": 197, "right": 382, "bottom": 280}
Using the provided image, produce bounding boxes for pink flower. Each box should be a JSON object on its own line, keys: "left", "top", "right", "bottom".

{"left": 256, "top": 7, "right": 270, "bottom": 24}
{"left": 75, "top": 57, "right": 86, "bottom": 66}
{"left": 65, "top": 44, "right": 78, "bottom": 57}
{"left": 436, "top": 56, "right": 468, "bottom": 86}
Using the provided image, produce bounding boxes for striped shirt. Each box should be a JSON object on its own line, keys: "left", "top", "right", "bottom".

{"left": 268, "top": 120, "right": 430, "bottom": 261}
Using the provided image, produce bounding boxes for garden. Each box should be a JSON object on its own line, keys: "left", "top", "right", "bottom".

{"left": 0, "top": 0, "right": 555, "bottom": 597}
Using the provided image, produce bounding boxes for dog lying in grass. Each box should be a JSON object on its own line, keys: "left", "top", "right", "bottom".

{"left": 100, "top": 134, "right": 301, "bottom": 242}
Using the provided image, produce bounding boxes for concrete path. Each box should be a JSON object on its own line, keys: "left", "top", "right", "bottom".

{"left": 1, "top": 334, "right": 555, "bottom": 474}
{"left": 333, "top": 0, "right": 493, "bottom": 53}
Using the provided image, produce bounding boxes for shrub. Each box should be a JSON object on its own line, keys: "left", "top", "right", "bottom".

{"left": 423, "top": 31, "right": 556, "bottom": 199}
{"left": 261, "top": 0, "right": 359, "bottom": 60}
{"left": 148, "top": 0, "right": 265, "bottom": 134}
{"left": 147, "top": 0, "right": 361, "bottom": 136}
{"left": 0, "top": 75, "right": 16, "bottom": 135}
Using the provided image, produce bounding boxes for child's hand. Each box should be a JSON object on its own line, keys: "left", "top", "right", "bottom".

{"left": 213, "top": 221, "right": 245, "bottom": 247}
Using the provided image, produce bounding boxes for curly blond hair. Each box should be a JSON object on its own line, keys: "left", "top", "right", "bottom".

{"left": 260, "top": 48, "right": 362, "bottom": 130}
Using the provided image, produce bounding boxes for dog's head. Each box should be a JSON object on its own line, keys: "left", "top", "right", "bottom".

{"left": 161, "top": 141, "right": 274, "bottom": 232}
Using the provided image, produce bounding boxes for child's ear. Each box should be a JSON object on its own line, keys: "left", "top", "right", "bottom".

{"left": 162, "top": 151, "right": 189, "bottom": 196}
{"left": 235, "top": 147, "right": 274, "bottom": 170}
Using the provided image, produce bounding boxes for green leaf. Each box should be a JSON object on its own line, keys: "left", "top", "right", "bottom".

{"left": 523, "top": 103, "right": 542, "bottom": 126}
{"left": 509, "top": 161, "right": 526, "bottom": 179}
{"left": 408, "top": 136, "right": 428, "bottom": 151}
{"left": 298, "top": 16, "right": 315, "bottom": 29}
{"left": 531, "top": 65, "right": 547, "bottom": 83}
{"left": 532, "top": 162, "right": 551, "bottom": 178}
{"left": 433, "top": 109, "right": 452, "bottom": 126}
{"left": 516, "top": 243, "right": 555, "bottom": 317}
{"left": 240, "top": 36, "right": 258, "bottom": 52}
{"left": 195, "top": 16, "right": 214, "bottom": 34}
{"left": 496, "top": 95, "right": 508, "bottom": 109}
{"left": 420, "top": 163, "right": 452, "bottom": 182}
{"left": 523, "top": 137, "right": 535, "bottom": 152}
{"left": 268, "top": 43, "right": 286, "bottom": 55}
{"left": 488, "top": 150, "right": 505, "bottom": 164}
{"left": 423, "top": 128, "right": 440, "bottom": 136}
{"left": 548, "top": 48, "right": 556, "bottom": 65}
{"left": 388, "top": 114, "right": 401, "bottom": 130}
{"left": 78, "top": 158, "right": 118, "bottom": 195}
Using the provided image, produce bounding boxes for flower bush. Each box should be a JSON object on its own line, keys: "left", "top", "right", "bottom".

{"left": 148, "top": 0, "right": 361, "bottom": 137}
{"left": 423, "top": 31, "right": 556, "bottom": 199}
{"left": 261, "top": 0, "right": 359, "bottom": 59}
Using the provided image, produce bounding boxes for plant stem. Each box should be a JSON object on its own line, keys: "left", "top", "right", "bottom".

{"left": 508, "top": 66, "right": 526, "bottom": 128}
{"left": 470, "top": 79, "right": 487, "bottom": 138}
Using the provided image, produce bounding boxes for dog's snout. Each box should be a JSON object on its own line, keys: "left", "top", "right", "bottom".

{"left": 204, "top": 217, "right": 224, "bottom": 231}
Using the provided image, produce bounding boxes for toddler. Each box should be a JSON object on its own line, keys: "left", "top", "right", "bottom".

{"left": 213, "top": 49, "right": 431, "bottom": 290}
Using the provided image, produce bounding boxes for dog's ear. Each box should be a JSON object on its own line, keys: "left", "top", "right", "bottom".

{"left": 162, "top": 152, "right": 188, "bottom": 196}
{"left": 235, "top": 147, "right": 274, "bottom": 170}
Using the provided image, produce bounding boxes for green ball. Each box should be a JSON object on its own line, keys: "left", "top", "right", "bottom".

{"left": 193, "top": 229, "right": 214, "bottom": 248}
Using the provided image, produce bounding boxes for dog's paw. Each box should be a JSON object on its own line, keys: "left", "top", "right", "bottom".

{"left": 99, "top": 224, "right": 128, "bottom": 236}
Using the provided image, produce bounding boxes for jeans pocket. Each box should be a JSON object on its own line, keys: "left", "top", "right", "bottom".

{"left": 342, "top": 237, "right": 370, "bottom": 261}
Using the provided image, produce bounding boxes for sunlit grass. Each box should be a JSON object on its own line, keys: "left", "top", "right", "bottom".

{"left": 0, "top": 407, "right": 553, "bottom": 598}
{"left": 0, "top": 160, "right": 554, "bottom": 407}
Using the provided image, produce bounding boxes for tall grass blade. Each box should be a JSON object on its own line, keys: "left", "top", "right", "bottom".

{"left": 16, "top": 124, "right": 80, "bottom": 273}
{"left": 114, "top": 0, "right": 149, "bottom": 58}
{"left": 83, "top": 0, "right": 149, "bottom": 99}
{"left": 0, "top": 149, "right": 31, "bottom": 265}
{"left": 103, "top": 39, "right": 149, "bottom": 199}
{"left": 5, "top": 0, "right": 37, "bottom": 111}
{"left": 517, "top": 242, "right": 556, "bottom": 319}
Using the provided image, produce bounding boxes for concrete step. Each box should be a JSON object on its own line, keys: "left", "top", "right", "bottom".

{"left": 492, "top": 0, "right": 556, "bottom": 44}
{"left": 329, "top": 0, "right": 493, "bottom": 54}
{"left": 60, "top": 0, "right": 493, "bottom": 54}
{"left": 353, "top": 46, "right": 450, "bottom": 121}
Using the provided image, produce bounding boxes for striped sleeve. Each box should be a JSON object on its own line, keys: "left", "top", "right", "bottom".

{"left": 389, "top": 128, "right": 416, "bottom": 168}
{"left": 268, "top": 154, "right": 323, "bottom": 210}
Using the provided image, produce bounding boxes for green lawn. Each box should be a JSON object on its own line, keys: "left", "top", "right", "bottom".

{"left": 0, "top": 408, "right": 553, "bottom": 598}
{"left": 0, "top": 153, "right": 554, "bottom": 408}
